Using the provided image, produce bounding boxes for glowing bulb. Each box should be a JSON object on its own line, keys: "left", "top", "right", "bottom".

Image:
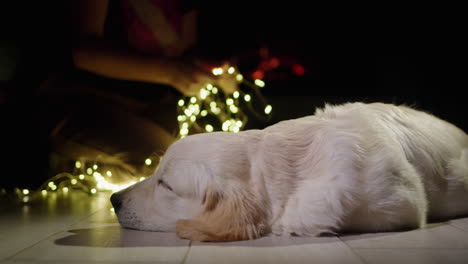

{"left": 200, "top": 88, "right": 209, "bottom": 99}
{"left": 226, "top": 98, "right": 234, "bottom": 105}
{"left": 48, "top": 182, "right": 55, "bottom": 188}
{"left": 106, "top": 171, "right": 112, "bottom": 177}
{"left": 93, "top": 164, "right": 98, "bottom": 170}
{"left": 205, "top": 124, "right": 214, "bottom": 132}
{"left": 145, "top": 158, "right": 152, "bottom": 166}
{"left": 79, "top": 174, "right": 85, "bottom": 180}
{"left": 233, "top": 91, "right": 240, "bottom": 98}
{"left": 190, "top": 116, "right": 196, "bottom": 122}
{"left": 206, "top": 84, "right": 213, "bottom": 90}
{"left": 87, "top": 168, "right": 92, "bottom": 175}
{"left": 184, "top": 109, "right": 193, "bottom": 116}
{"left": 190, "top": 97, "right": 197, "bottom": 104}
{"left": 254, "top": 79, "right": 265, "bottom": 87}
{"left": 139, "top": 177, "right": 146, "bottom": 182}
{"left": 212, "top": 87, "right": 218, "bottom": 94}
{"left": 182, "top": 122, "right": 189, "bottom": 128}
{"left": 180, "top": 128, "right": 189, "bottom": 136}
{"left": 177, "top": 115, "right": 187, "bottom": 122}
{"left": 236, "top": 74, "right": 243, "bottom": 82}
{"left": 75, "top": 161, "right": 81, "bottom": 169}
{"left": 71, "top": 179, "right": 77, "bottom": 185}
{"left": 63, "top": 187, "right": 68, "bottom": 192}
{"left": 212, "top": 67, "right": 223, "bottom": 76}
{"left": 51, "top": 185, "right": 57, "bottom": 191}
{"left": 233, "top": 127, "right": 240, "bottom": 133}
{"left": 22, "top": 189, "right": 29, "bottom": 195}
{"left": 264, "top": 105, "right": 272, "bottom": 114}
{"left": 228, "top": 66, "right": 236, "bottom": 74}
{"left": 178, "top": 99, "right": 184, "bottom": 106}
{"left": 244, "top": 94, "right": 251, "bottom": 102}
{"left": 236, "top": 121, "right": 243, "bottom": 127}
{"left": 210, "top": 102, "right": 217, "bottom": 108}
{"left": 230, "top": 105, "right": 238, "bottom": 113}
{"left": 201, "top": 110, "right": 208, "bottom": 116}
{"left": 90, "top": 188, "right": 97, "bottom": 194}
{"left": 41, "top": 190, "right": 47, "bottom": 195}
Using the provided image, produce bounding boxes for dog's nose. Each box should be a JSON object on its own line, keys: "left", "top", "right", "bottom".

{"left": 110, "top": 193, "right": 122, "bottom": 213}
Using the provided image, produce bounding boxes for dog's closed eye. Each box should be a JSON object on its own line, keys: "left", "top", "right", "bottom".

{"left": 158, "top": 179, "right": 173, "bottom": 192}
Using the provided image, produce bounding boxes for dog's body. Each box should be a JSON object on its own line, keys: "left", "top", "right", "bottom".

{"left": 111, "top": 102, "right": 468, "bottom": 241}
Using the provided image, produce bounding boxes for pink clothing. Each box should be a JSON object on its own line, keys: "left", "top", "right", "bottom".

{"left": 121, "top": 0, "right": 184, "bottom": 56}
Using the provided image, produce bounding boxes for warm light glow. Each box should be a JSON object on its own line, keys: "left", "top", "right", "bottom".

{"left": 212, "top": 87, "right": 218, "bottom": 94}
{"left": 212, "top": 67, "right": 223, "bottom": 76}
{"left": 41, "top": 190, "right": 47, "bottom": 195}
{"left": 93, "top": 164, "right": 98, "bottom": 170}
{"left": 226, "top": 98, "right": 234, "bottom": 105}
{"left": 264, "top": 105, "right": 272, "bottom": 114}
{"left": 254, "top": 79, "right": 265, "bottom": 87}
{"left": 79, "top": 174, "right": 85, "bottom": 180}
{"left": 190, "top": 97, "right": 197, "bottom": 104}
{"left": 228, "top": 66, "right": 235, "bottom": 74}
{"left": 236, "top": 74, "right": 243, "bottom": 82}
{"left": 87, "top": 168, "right": 93, "bottom": 175}
{"left": 139, "top": 177, "right": 146, "bottom": 182}
{"left": 71, "top": 179, "right": 77, "bottom": 185}
{"left": 22, "top": 189, "right": 29, "bottom": 195}
{"left": 178, "top": 99, "right": 184, "bottom": 106}
{"left": 75, "top": 161, "right": 81, "bottom": 169}
{"left": 106, "top": 171, "right": 112, "bottom": 177}
{"left": 205, "top": 124, "right": 214, "bottom": 132}
{"left": 90, "top": 188, "right": 97, "bottom": 194}
{"left": 48, "top": 182, "right": 55, "bottom": 188}
{"left": 145, "top": 158, "right": 152, "bottom": 166}
{"left": 244, "top": 94, "right": 251, "bottom": 102}
{"left": 63, "top": 187, "right": 69, "bottom": 192}
{"left": 233, "top": 91, "right": 240, "bottom": 98}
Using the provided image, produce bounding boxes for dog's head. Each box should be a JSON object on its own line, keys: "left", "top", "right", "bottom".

{"left": 111, "top": 132, "right": 270, "bottom": 241}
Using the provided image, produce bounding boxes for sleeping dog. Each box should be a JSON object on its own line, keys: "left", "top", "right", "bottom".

{"left": 111, "top": 102, "right": 468, "bottom": 241}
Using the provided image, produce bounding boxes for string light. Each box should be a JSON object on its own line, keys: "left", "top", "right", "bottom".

{"left": 176, "top": 64, "right": 272, "bottom": 138}
{"left": 10, "top": 65, "right": 273, "bottom": 203}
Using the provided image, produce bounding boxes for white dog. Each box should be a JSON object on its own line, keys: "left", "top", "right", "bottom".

{"left": 111, "top": 102, "right": 468, "bottom": 241}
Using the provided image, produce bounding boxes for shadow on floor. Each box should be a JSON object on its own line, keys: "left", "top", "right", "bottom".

{"left": 55, "top": 225, "right": 189, "bottom": 247}
{"left": 54, "top": 225, "right": 405, "bottom": 248}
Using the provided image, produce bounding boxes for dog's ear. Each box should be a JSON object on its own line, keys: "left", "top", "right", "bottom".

{"left": 176, "top": 186, "right": 269, "bottom": 242}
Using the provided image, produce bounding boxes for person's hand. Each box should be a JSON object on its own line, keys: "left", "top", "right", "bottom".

{"left": 194, "top": 60, "right": 239, "bottom": 95}
{"left": 165, "top": 60, "right": 217, "bottom": 97}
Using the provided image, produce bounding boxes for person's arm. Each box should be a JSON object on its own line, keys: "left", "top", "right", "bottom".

{"left": 70, "top": 0, "right": 216, "bottom": 96}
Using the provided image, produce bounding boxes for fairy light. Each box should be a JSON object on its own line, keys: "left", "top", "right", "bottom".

{"left": 11, "top": 65, "right": 273, "bottom": 203}
{"left": 264, "top": 105, "right": 272, "bottom": 114}
{"left": 176, "top": 64, "right": 272, "bottom": 139}
{"left": 254, "top": 79, "right": 265, "bottom": 88}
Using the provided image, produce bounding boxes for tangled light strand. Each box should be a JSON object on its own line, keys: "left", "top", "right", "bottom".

{"left": 176, "top": 65, "right": 272, "bottom": 138}
{"left": 6, "top": 67, "right": 272, "bottom": 203}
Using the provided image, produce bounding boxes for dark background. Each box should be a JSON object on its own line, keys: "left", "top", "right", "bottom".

{"left": 1, "top": 1, "right": 465, "bottom": 189}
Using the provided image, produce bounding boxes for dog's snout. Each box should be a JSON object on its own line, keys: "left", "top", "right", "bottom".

{"left": 110, "top": 193, "right": 122, "bottom": 213}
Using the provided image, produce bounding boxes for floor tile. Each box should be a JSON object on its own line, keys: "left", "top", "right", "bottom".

{"left": 354, "top": 249, "right": 468, "bottom": 264}
{"left": 450, "top": 217, "right": 468, "bottom": 232}
{"left": 186, "top": 235, "right": 364, "bottom": 264}
{"left": 0, "top": 191, "right": 110, "bottom": 261}
{"left": 10, "top": 226, "right": 189, "bottom": 263}
{"left": 341, "top": 223, "right": 468, "bottom": 249}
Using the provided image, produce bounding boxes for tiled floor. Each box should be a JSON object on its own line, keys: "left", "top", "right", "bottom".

{"left": 1, "top": 190, "right": 468, "bottom": 264}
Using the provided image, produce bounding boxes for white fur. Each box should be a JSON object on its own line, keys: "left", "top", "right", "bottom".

{"left": 113, "top": 102, "right": 468, "bottom": 239}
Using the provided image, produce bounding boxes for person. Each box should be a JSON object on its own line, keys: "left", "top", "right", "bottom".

{"left": 40, "top": 0, "right": 238, "bottom": 181}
